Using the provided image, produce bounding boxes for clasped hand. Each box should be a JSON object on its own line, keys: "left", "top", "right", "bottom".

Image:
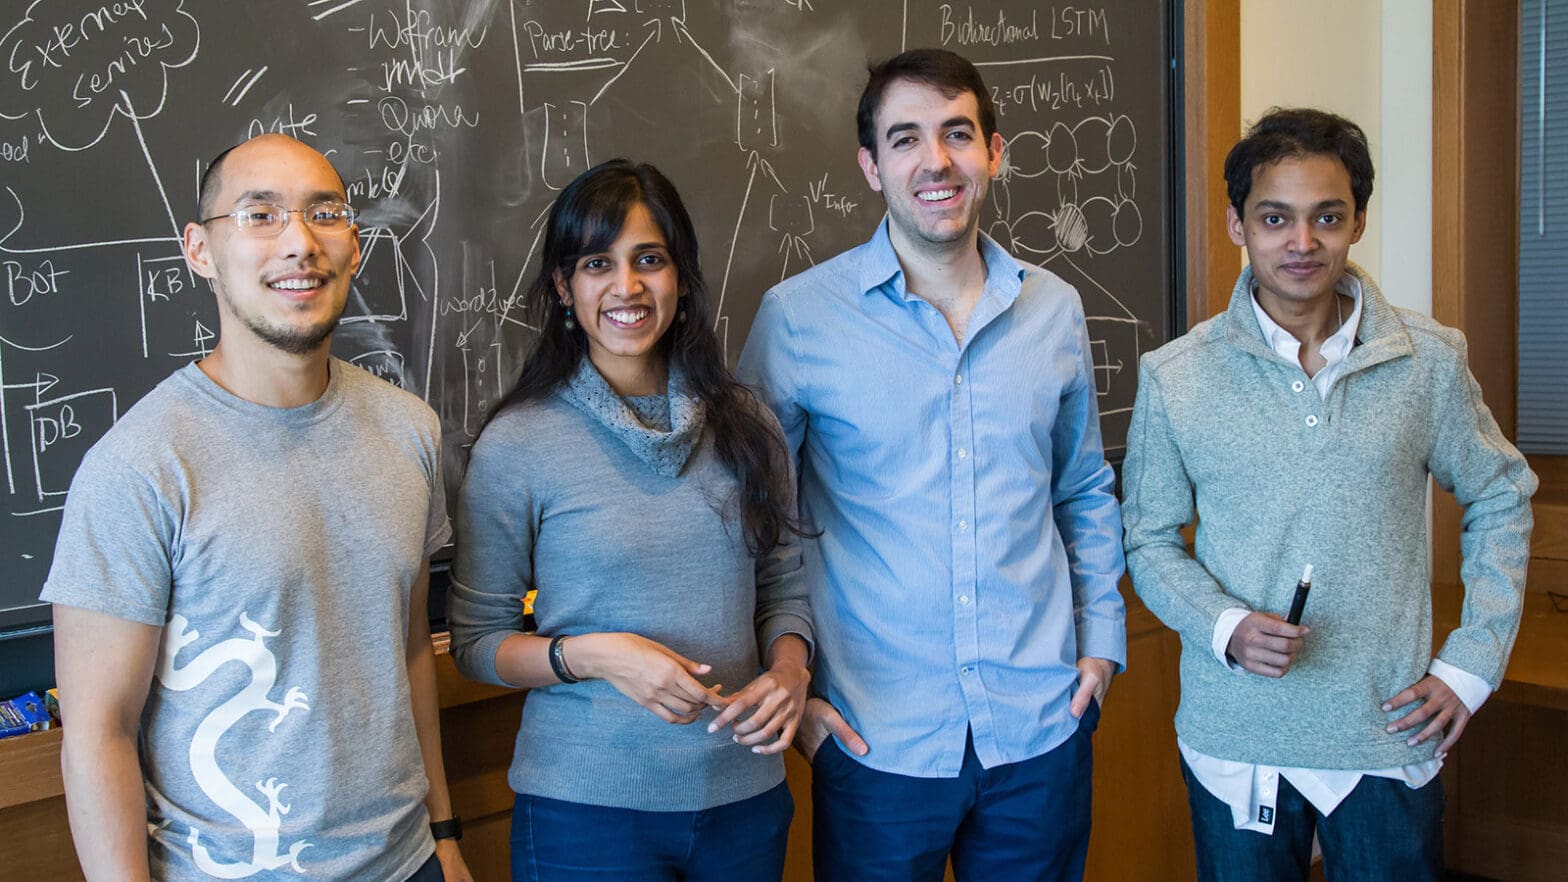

{"left": 706, "top": 659, "right": 811, "bottom": 755}
{"left": 573, "top": 633, "right": 810, "bottom": 752}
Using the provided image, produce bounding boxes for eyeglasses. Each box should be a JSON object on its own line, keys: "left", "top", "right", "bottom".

{"left": 200, "top": 201, "right": 358, "bottom": 238}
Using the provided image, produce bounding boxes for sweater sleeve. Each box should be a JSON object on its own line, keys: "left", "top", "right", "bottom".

{"left": 447, "top": 413, "right": 539, "bottom": 687}
{"left": 1122, "top": 356, "right": 1249, "bottom": 645}
{"left": 1427, "top": 335, "right": 1538, "bottom": 688}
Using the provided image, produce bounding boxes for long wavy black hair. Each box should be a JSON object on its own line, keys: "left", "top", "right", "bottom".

{"left": 489, "top": 158, "right": 800, "bottom": 556}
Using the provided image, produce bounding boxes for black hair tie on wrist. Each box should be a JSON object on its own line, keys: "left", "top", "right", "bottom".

{"left": 548, "top": 634, "right": 581, "bottom": 684}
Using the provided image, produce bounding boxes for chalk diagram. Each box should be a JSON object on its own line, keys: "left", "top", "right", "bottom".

{"left": 504, "top": 0, "right": 828, "bottom": 361}
{"left": 990, "top": 112, "right": 1147, "bottom": 443}
{"left": 0, "top": 0, "right": 202, "bottom": 588}
{"left": 0, "top": 0, "right": 1168, "bottom": 624}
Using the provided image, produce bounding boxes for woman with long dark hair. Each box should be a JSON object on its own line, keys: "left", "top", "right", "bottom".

{"left": 447, "top": 159, "right": 812, "bottom": 881}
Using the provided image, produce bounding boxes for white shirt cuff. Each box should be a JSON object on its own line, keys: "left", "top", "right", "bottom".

{"left": 1429, "top": 658, "right": 1491, "bottom": 714}
{"left": 1211, "top": 608, "right": 1252, "bottom": 673}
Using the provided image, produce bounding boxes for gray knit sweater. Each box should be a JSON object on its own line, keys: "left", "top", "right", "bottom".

{"left": 447, "top": 367, "right": 813, "bottom": 811}
{"left": 1123, "top": 264, "right": 1536, "bottom": 770}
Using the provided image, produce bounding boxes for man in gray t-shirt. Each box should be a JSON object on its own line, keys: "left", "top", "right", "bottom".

{"left": 42, "top": 134, "right": 473, "bottom": 882}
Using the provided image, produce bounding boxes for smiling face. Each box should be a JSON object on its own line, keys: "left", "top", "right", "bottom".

{"left": 183, "top": 135, "right": 360, "bottom": 356}
{"left": 554, "top": 201, "right": 682, "bottom": 392}
{"left": 857, "top": 78, "right": 1004, "bottom": 256}
{"left": 1228, "top": 152, "right": 1366, "bottom": 311}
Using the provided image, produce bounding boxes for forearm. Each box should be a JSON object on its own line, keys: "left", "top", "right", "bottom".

{"left": 62, "top": 727, "right": 151, "bottom": 882}
{"left": 407, "top": 640, "right": 455, "bottom": 824}
{"left": 765, "top": 633, "right": 810, "bottom": 671}
{"left": 493, "top": 631, "right": 651, "bottom": 688}
{"left": 492, "top": 632, "right": 569, "bottom": 688}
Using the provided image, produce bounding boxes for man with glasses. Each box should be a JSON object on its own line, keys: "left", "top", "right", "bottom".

{"left": 43, "top": 134, "right": 472, "bottom": 882}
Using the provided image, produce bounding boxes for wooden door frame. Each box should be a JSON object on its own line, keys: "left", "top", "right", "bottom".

{"left": 1184, "top": 0, "right": 1241, "bottom": 327}
{"left": 1432, "top": 0, "right": 1564, "bottom": 576}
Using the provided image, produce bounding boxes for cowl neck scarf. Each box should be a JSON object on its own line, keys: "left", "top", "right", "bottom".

{"left": 557, "top": 359, "right": 704, "bottom": 477}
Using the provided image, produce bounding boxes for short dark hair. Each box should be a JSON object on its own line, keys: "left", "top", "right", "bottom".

{"left": 197, "top": 142, "right": 241, "bottom": 219}
{"left": 1224, "top": 107, "right": 1375, "bottom": 215}
{"left": 857, "top": 48, "right": 997, "bottom": 159}
{"left": 196, "top": 136, "right": 350, "bottom": 219}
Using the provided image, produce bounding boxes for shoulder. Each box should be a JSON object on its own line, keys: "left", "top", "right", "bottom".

{"left": 78, "top": 367, "right": 207, "bottom": 476}
{"left": 469, "top": 394, "right": 579, "bottom": 464}
{"left": 335, "top": 360, "right": 439, "bottom": 432}
{"left": 1140, "top": 314, "right": 1231, "bottom": 378}
{"left": 1388, "top": 307, "right": 1467, "bottom": 358}
{"left": 1015, "top": 260, "right": 1085, "bottom": 315}
{"left": 765, "top": 238, "right": 873, "bottom": 309}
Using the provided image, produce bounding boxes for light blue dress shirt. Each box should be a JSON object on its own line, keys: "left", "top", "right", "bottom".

{"left": 737, "top": 219, "right": 1127, "bottom": 778}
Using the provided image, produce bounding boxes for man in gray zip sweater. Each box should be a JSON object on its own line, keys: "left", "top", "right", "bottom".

{"left": 1122, "top": 108, "right": 1536, "bottom": 881}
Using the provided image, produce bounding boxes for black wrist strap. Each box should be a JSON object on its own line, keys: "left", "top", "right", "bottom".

{"left": 548, "top": 634, "right": 580, "bottom": 684}
{"left": 430, "top": 816, "right": 462, "bottom": 841}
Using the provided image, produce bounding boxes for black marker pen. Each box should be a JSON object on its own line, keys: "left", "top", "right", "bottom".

{"left": 1286, "top": 563, "right": 1313, "bottom": 626}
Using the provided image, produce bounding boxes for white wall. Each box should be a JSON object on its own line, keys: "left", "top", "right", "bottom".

{"left": 1238, "top": 0, "right": 1432, "bottom": 315}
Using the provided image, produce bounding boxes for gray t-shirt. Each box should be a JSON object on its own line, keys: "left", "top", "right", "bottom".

{"left": 42, "top": 359, "right": 450, "bottom": 882}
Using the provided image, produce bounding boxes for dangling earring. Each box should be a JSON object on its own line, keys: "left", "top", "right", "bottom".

{"left": 563, "top": 305, "right": 576, "bottom": 330}
{"left": 677, "top": 307, "right": 687, "bottom": 323}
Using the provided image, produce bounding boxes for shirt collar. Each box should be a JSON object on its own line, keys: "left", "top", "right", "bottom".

{"left": 1248, "top": 275, "right": 1364, "bottom": 366}
{"left": 857, "top": 216, "right": 1026, "bottom": 306}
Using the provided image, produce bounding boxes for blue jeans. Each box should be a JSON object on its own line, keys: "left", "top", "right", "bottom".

{"left": 510, "top": 782, "right": 793, "bottom": 881}
{"left": 1181, "top": 756, "right": 1444, "bottom": 882}
{"left": 812, "top": 698, "right": 1099, "bottom": 882}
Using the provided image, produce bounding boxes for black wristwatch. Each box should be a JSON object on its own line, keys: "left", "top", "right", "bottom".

{"left": 430, "top": 816, "right": 463, "bottom": 842}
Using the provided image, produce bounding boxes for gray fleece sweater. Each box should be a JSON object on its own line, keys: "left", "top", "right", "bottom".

{"left": 1123, "top": 264, "right": 1536, "bottom": 770}
{"left": 447, "top": 367, "right": 812, "bottom": 812}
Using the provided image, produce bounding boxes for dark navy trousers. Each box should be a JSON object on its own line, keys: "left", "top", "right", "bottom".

{"left": 812, "top": 699, "right": 1099, "bottom": 882}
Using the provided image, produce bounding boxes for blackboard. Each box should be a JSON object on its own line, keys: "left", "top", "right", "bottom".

{"left": 0, "top": 0, "right": 1177, "bottom": 636}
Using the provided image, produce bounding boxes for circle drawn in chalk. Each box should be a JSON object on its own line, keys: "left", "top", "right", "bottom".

{"left": 1107, "top": 114, "right": 1137, "bottom": 166}
{"left": 1114, "top": 198, "right": 1143, "bottom": 248}
{"left": 1074, "top": 117, "right": 1112, "bottom": 175}
{"left": 1005, "top": 131, "right": 1050, "bottom": 179}
{"left": 1008, "top": 210, "right": 1057, "bottom": 256}
{"left": 1045, "top": 122, "right": 1078, "bottom": 175}
{"left": 1081, "top": 196, "right": 1118, "bottom": 255}
{"left": 1052, "top": 203, "right": 1089, "bottom": 254}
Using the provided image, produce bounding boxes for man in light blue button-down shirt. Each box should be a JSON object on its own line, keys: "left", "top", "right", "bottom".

{"left": 738, "top": 49, "right": 1127, "bottom": 882}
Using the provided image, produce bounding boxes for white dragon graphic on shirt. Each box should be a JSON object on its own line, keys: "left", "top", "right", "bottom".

{"left": 156, "top": 612, "right": 312, "bottom": 878}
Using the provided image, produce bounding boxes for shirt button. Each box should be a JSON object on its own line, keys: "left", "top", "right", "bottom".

{"left": 1292, "top": 380, "right": 1306, "bottom": 393}
{"left": 961, "top": 666, "right": 973, "bottom": 676}
{"left": 959, "top": 595, "right": 970, "bottom": 605}
{"left": 957, "top": 448, "right": 968, "bottom": 460}
{"left": 954, "top": 374, "right": 963, "bottom": 385}
{"left": 958, "top": 519, "right": 968, "bottom": 531}
{"left": 1305, "top": 414, "right": 1319, "bottom": 427}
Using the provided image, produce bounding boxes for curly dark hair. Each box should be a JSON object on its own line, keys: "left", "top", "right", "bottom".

{"left": 1224, "top": 107, "right": 1375, "bottom": 215}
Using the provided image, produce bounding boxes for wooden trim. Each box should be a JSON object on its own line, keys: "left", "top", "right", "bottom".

{"left": 1431, "top": 0, "right": 1522, "bottom": 585}
{"left": 1183, "top": 0, "right": 1241, "bottom": 328}
{"left": 0, "top": 728, "right": 63, "bottom": 812}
